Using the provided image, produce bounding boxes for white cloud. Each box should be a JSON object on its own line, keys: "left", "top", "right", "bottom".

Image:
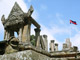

{"left": 50, "top": 26, "right": 70, "bottom": 35}
{"left": 71, "top": 30, "right": 80, "bottom": 50}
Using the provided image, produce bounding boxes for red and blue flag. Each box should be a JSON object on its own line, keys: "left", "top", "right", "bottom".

{"left": 70, "top": 20, "right": 77, "bottom": 25}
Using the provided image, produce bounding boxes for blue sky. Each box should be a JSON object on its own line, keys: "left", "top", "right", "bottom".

{"left": 0, "top": 0, "right": 80, "bottom": 50}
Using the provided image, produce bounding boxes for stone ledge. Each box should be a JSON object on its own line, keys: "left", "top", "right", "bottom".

{"left": 0, "top": 47, "right": 80, "bottom": 60}
{"left": 15, "top": 45, "right": 80, "bottom": 58}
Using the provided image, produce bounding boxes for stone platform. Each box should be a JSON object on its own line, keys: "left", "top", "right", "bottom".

{"left": 0, "top": 46, "right": 80, "bottom": 60}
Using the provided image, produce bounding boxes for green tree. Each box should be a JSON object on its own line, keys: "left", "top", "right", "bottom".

{"left": 30, "top": 35, "right": 36, "bottom": 46}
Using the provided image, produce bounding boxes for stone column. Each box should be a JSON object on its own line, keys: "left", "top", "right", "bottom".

{"left": 5, "top": 31, "right": 8, "bottom": 40}
{"left": 40, "top": 36, "right": 45, "bottom": 50}
{"left": 66, "top": 38, "right": 72, "bottom": 49}
{"left": 55, "top": 43, "right": 58, "bottom": 51}
{"left": 5, "top": 30, "right": 10, "bottom": 40}
{"left": 62, "top": 43, "right": 67, "bottom": 51}
{"left": 36, "top": 36, "right": 41, "bottom": 48}
{"left": 73, "top": 46, "right": 78, "bottom": 52}
{"left": 34, "top": 28, "right": 41, "bottom": 46}
{"left": 22, "top": 22, "right": 31, "bottom": 43}
{"left": 4, "top": 30, "right": 6, "bottom": 39}
{"left": 18, "top": 28, "right": 22, "bottom": 42}
{"left": 43, "top": 35, "right": 48, "bottom": 51}
{"left": 50, "top": 40, "right": 55, "bottom": 52}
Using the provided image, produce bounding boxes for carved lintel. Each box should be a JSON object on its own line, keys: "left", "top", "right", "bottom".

{"left": 30, "top": 17, "right": 40, "bottom": 28}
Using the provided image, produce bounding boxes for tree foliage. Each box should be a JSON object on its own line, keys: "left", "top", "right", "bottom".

{"left": 30, "top": 35, "right": 36, "bottom": 46}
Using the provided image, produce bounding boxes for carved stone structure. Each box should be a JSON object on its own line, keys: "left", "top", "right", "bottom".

{"left": 0, "top": 2, "right": 80, "bottom": 60}
{"left": 0, "top": 2, "right": 41, "bottom": 54}
{"left": 2, "top": 2, "right": 40, "bottom": 44}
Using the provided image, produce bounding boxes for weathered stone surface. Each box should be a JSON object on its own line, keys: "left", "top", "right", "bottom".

{"left": 18, "top": 28, "right": 22, "bottom": 42}
{"left": 4, "top": 2, "right": 24, "bottom": 29}
{"left": 1, "top": 2, "right": 80, "bottom": 60}
{"left": 55, "top": 43, "right": 58, "bottom": 51}
{"left": 34, "top": 28, "right": 41, "bottom": 46}
{"left": 0, "top": 50, "right": 80, "bottom": 60}
{"left": 50, "top": 40, "right": 55, "bottom": 52}
{"left": 40, "top": 36, "right": 45, "bottom": 50}
{"left": 66, "top": 38, "right": 72, "bottom": 49}
{"left": 22, "top": 23, "right": 31, "bottom": 43}
{"left": 43, "top": 35, "right": 48, "bottom": 51}
{"left": 5, "top": 45, "right": 18, "bottom": 54}
{"left": 36, "top": 36, "right": 41, "bottom": 48}
{"left": 0, "top": 50, "right": 50, "bottom": 60}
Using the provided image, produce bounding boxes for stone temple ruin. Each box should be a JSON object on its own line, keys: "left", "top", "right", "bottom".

{"left": 0, "top": 2, "right": 80, "bottom": 60}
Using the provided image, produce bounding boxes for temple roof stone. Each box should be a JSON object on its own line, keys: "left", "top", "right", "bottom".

{"left": 4, "top": 2, "right": 24, "bottom": 28}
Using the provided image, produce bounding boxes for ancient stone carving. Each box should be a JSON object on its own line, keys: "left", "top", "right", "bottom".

{"left": 0, "top": 2, "right": 41, "bottom": 54}
{"left": 0, "top": 3, "right": 79, "bottom": 59}
{"left": 1, "top": 15, "right": 5, "bottom": 25}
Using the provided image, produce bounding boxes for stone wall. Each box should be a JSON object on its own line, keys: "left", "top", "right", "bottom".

{"left": 0, "top": 49, "right": 80, "bottom": 60}
{"left": 0, "top": 50, "right": 50, "bottom": 60}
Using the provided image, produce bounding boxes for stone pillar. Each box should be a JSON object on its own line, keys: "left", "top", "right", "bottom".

{"left": 55, "top": 43, "right": 58, "bottom": 51}
{"left": 36, "top": 36, "right": 41, "bottom": 48}
{"left": 50, "top": 40, "right": 55, "bottom": 52}
{"left": 22, "top": 23, "right": 31, "bottom": 43}
{"left": 66, "top": 38, "right": 72, "bottom": 49}
{"left": 73, "top": 46, "right": 78, "bottom": 52}
{"left": 5, "top": 31, "right": 8, "bottom": 40}
{"left": 4, "top": 30, "right": 7, "bottom": 40}
{"left": 62, "top": 43, "right": 67, "bottom": 51}
{"left": 34, "top": 28, "right": 41, "bottom": 46}
{"left": 18, "top": 28, "right": 22, "bottom": 42}
{"left": 43, "top": 35, "right": 48, "bottom": 51}
{"left": 4, "top": 30, "right": 10, "bottom": 40}
{"left": 40, "top": 36, "right": 45, "bottom": 50}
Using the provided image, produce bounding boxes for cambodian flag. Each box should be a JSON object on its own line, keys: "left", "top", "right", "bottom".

{"left": 70, "top": 20, "right": 77, "bottom": 25}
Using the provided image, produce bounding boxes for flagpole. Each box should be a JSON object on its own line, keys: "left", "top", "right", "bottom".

{"left": 70, "top": 25, "right": 71, "bottom": 40}
{"left": 69, "top": 19, "right": 77, "bottom": 42}
{"left": 69, "top": 20, "right": 71, "bottom": 40}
